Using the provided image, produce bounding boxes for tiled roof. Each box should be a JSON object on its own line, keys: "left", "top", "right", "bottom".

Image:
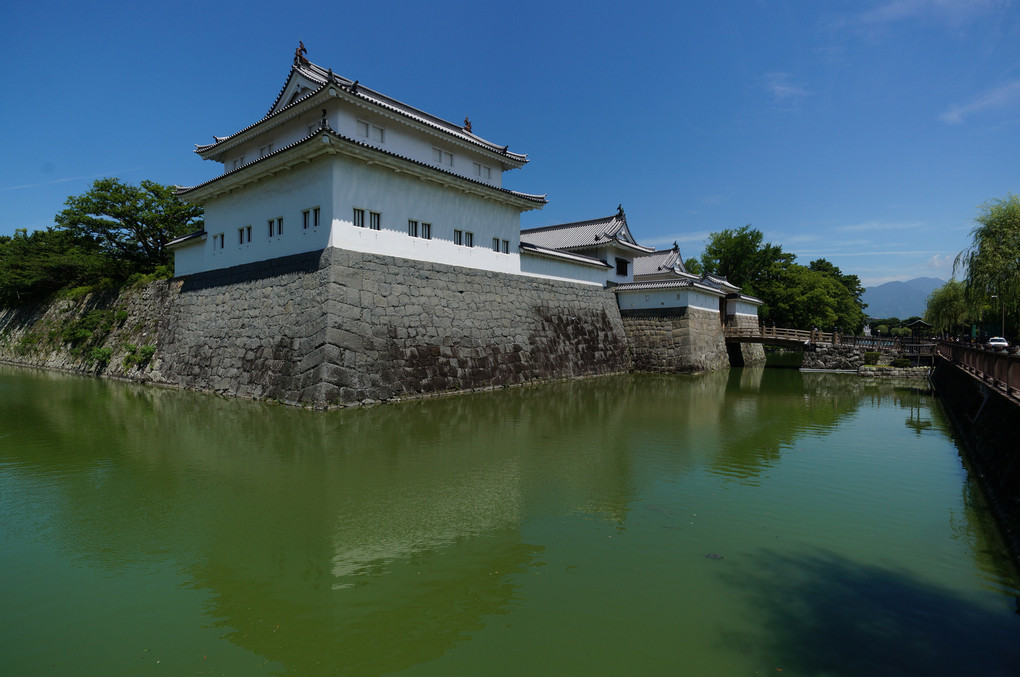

{"left": 195, "top": 58, "right": 527, "bottom": 165}
{"left": 166, "top": 229, "right": 206, "bottom": 249}
{"left": 633, "top": 248, "right": 691, "bottom": 277}
{"left": 520, "top": 208, "right": 654, "bottom": 254}
{"left": 518, "top": 242, "right": 611, "bottom": 268}
{"left": 178, "top": 127, "right": 547, "bottom": 206}
{"left": 613, "top": 279, "right": 725, "bottom": 295}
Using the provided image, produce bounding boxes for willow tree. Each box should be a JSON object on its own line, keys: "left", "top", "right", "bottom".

{"left": 924, "top": 280, "right": 970, "bottom": 335}
{"left": 954, "top": 194, "right": 1020, "bottom": 335}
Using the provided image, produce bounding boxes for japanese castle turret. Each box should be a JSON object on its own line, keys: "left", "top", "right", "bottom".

{"left": 170, "top": 44, "right": 546, "bottom": 277}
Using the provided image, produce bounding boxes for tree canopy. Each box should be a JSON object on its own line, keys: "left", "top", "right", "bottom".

{"left": 0, "top": 179, "right": 202, "bottom": 308}
{"left": 954, "top": 193, "right": 1019, "bottom": 338}
{"left": 697, "top": 227, "right": 867, "bottom": 333}
{"left": 54, "top": 178, "right": 203, "bottom": 270}
{"left": 924, "top": 280, "right": 971, "bottom": 336}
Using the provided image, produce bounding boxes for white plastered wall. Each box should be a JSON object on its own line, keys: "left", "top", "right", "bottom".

{"left": 616, "top": 288, "right": 722, "bottom": 312}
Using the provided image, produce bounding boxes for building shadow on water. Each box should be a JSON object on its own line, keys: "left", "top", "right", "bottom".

{"left": 720, "top": 548, "right": 1020, "bottom": 676}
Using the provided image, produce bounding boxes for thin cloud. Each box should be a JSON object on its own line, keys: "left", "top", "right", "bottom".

{"left": 0, "top": 169, "right": 144, "bottom": 192}
{"left": 835, "top": 220, "right": 924, "bottom": 232}
{"left": 939, "top": 80, "right": 1020, "bottom": 124}
{"left": 832, "top": 0, "right": 1008, "bottom": 30}
{"left": 763, "top": 72, "right": 808, "bottom": 110}
{"left": 797, "top": 249, "right": 944, "bottom": 257}
{"left": 647, "top": 231, "right": 711, "bottom": 249}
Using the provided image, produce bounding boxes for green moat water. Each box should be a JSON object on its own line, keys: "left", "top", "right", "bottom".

{"left": 1, "top": 365, "right": 1017, "bottom": 675}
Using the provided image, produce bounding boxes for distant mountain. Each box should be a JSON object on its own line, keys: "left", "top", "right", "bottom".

{"left": 863, "top": 277, "right": 945, "bottom": 320}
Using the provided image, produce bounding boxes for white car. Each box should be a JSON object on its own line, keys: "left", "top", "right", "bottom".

{"left": 986, "top": 337, "right": 1009, "bottom": 350}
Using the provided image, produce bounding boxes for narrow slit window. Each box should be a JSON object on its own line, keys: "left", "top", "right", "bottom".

{"left": 353, "top": 208, "right": 365, "bottom": 228}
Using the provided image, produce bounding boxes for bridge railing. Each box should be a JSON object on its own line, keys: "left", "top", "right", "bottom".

{"left": 937, "top": 340, "right": 1020, "bottom": 398}
{"left": 724, "top": 325, "right": 838, "bottom": 344}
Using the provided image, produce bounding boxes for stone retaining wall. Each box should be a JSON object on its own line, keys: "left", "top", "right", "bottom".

{"left": 620, "top": 307, "right": 729, "bottom": 373}
{"left": 1, "top": 249, "right": 634, "bottom": 407}
{"left": 729, "top": 314, "right": 766, "bottom": 366}
{"left": 932, "top": 359, "right": 1020, "bottom": 565}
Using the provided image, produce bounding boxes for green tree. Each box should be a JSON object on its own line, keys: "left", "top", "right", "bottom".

{"left": 924, "top": 280, "right": 970, "bottom": 335}
{"left": 699, "top": 225, "right": 794, "bottom": 295}
{"left": 955, "top": 193, "right": 1020, "bottom": 336}
{"left": 54, "top": 178, "right": 203, "bottom": 271}
{"left": 760, "top": 263, "right": 864, "bottom": 332}
{"left": 0, "top": 228, "right": 110, "bottom": 307}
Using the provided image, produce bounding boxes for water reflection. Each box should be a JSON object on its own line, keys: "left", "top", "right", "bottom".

{"left": 721, "top": 548, "right": 1020, "bottom": 676}
{"left": 1, "top": 365, "right": 1016, "bottom": 676}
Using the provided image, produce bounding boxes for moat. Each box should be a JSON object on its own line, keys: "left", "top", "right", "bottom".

{"left": 1, "top": 365, "right": 1017, "bottom": 675}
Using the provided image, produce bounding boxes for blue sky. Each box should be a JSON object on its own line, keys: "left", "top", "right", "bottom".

{"left": 2, "top": 0, "right": 1018, "bottom": 287}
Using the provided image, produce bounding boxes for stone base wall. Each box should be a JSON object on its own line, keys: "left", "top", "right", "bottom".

{"left": 802, "top": 344, "right": 866, "bottom": 370}
{"left": 729, "top": 315, "right": 766, "bottom": 366}
{"left": 620, "top": 307, "right": 729, "bottom": 373}
{"left": 1, "top": 249, "right": 633, "bottom": 407}
{"left": 932, "top": 359, "right": 1020, "bottom": 565}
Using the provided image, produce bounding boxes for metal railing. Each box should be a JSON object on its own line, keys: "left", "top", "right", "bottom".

{"left": 937, "top": 340, "right": 1020, "bottom": 399}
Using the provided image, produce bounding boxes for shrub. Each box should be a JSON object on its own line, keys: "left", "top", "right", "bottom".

{"left": 88, "top": 346, "right": 112, "bottom": 367}
{"left": 891, "top": 357, "right": 911, "bottom": 368}
{"left": 123, "top": 343, "right": 156, "bottom": 369}
{"left": 864, "top": 351, "right": 880, "bottom": 365}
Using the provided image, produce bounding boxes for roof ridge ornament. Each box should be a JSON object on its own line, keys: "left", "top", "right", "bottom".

{"left": 464, "top": 116, "right": 472, "bottom": 133}
{"left": 350, "top": 80, "right": 359, "bottom": 94}
{"left": 294, "top": 41, "right": 310, "bottom": 67}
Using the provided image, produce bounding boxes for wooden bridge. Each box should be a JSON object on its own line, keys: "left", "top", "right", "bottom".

{"left": 724, "top": 326, "right": 910, "bottom": 349}
{"left": 723, "top": 326, "right": 843, "bottom": 348}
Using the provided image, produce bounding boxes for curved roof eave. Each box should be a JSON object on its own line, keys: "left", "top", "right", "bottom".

{"left": 194, "top": 61, "right": 529, "bottom": 166}
{"left": 178, "top": 128, "right": 547, "bottom": 209}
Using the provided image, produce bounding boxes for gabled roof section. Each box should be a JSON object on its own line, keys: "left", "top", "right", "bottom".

{"left": 195, "top": 45, "right": 528, "bottom": 166}
{"left": 633, "top": 245, "right": 691, "bottom": 278}
{"left": 519, "top": 206, "right": 655, "bottom": 254}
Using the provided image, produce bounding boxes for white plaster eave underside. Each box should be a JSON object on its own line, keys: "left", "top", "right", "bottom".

{"left": 180, "top": 132, "right": 545, "bottom": 211}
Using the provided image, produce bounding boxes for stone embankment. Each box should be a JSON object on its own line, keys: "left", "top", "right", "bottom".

{"left": 1, "top": 249, "right": 637, "bottom": 407}
{"left": 932, "top": 359, "right": 1020, "bottom": 565}
{"left": 858, "top": 365, "right": 931, "bottom": 379}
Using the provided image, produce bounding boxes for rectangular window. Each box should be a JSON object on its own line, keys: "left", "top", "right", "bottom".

{"left": 473, "top": 162, "right": 491, "bottom": 180}
{"left": 258, "top": 144, "right": 274, "bottom": 157}
{"left": 432, "top": 148, "right": 454, "bottom": 167}
{"left": 246, "top": 225, "right": 252, "bottom": 242}
{"left": 454, "top": 229, "right": 463, "bottom": 246}
{"left": 421, "top": 222, "right": 431, "bottom": 240}
{"left": 615, "top": 257, "right": 629, "bottom": 276}
{"left": 502, "top": 239, "right": 510, "bottom": 254}
{"left": 303, "top": 210, "right": 310, "bottom": 230}
{"left": 214, "top": 233, "right": 225, "bottom": 250}
{"left": 357, "top": 120, "right": 384, "bottom": 143}
{"left": 267, "top": 218, "right": 283, "bottom": 236}
{"left": 313, "top": 207, "right": 320, "bottom": 228}
{"left": 493, "top": 237, "right": 500, "bottom": 252}
{"left": 276, "top": 217, "right": 282, "bottom": 235}
{"left": 353, "top": 208, "right": 365, "bottom": 228}
{"left": 369, "top": 212, "right": 381, "bottom": 230}
{"left": 239, "top": 225, "right": 251, "bottom": 244}
{"left": 268, "top": 219, "right": 275, "bottom": 237}
{"left": 408, "top": 220, "right": 418, "bottom": 237}
{"left": 464, "top": 232, "right": 473, "bottom": 247}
